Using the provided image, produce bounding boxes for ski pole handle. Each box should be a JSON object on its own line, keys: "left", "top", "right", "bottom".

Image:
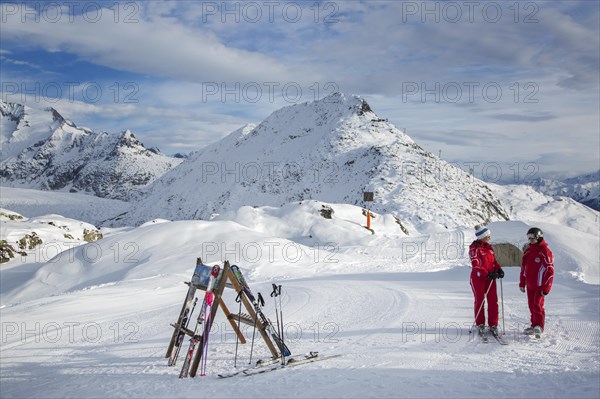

{"left": 257, "top": 292, "right": 265, "bottom": 307}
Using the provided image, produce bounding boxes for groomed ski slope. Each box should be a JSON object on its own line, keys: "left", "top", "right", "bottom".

{"left": 1, "top": 191, "right": 599, "bottom": 398}
{"left": 1, "top": 268, "right": 598, "bottom": 398}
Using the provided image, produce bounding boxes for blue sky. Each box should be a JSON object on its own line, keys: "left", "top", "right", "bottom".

{"left": 1, "top": 0, "right": 599, "bottom": 180}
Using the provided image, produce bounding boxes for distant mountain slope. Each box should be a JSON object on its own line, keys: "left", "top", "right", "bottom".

{"left": 0, "top": 101, "right": 182, "bottom": 200}
{"left": 489, "top": 183, "right": 599, "bottom": 236}
{"left": 123, "top": 93, "right": 509, "bottom": 229}
{"left": 527, "top": 171, "right": 600, "bottom": 211}
{"left": 0, "top": 187, "right": 130, "bottom": 226}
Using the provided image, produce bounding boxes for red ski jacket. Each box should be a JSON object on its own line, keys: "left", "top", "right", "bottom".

{"left": 520, "top": 240, "right": 554, "bottom": 293}
{"left": 469, "top": 240, "right": 501, "bottom": 279}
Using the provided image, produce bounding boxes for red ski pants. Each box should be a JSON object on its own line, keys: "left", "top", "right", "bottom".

{"left": 526, "top": 288, "right": 546, "bottom": 330}
{"left": 470, "top": 275, "right": 498, "bottom": 327}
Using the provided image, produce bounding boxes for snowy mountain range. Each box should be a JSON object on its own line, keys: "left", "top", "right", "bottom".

{"left": 528, "top": 171, "right": 600, "bottom": 211}
{"left": 2, "top": 95, "right": 596, "bottom": 229}
{"left": 0, "top": 101, "right": 182, "bottom": 200}
{"left": 121, "top": 93, "right": 509, "bottom": 230}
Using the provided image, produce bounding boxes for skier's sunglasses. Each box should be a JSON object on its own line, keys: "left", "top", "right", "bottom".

{"left": 527, "top": 234, "right": 539, "bottom": 240}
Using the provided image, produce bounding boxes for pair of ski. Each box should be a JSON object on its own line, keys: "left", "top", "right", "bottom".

{"left": 230, "top": 265, "right": 291, "bottom": 357}
{"left": 478, "top": 327, "right": 508, "bottom": 345}
{"left": 177, "top": 265, "right": 220, "bottom": 378}
{"left": 168, "top": 296, "right": 198, "bottom": 366}
{"left": 218, "top": 352, "right": 340, "bottom": 378}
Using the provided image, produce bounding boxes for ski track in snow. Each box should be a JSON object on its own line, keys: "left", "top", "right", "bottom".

{"left": 1, "top": 268, "right": 598, "bottom": 399}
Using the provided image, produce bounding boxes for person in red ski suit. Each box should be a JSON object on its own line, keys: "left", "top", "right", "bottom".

{"left": 469, "top": 225, "right": 504, "bottom": 332}
{"left": 520, "top": 227, "right": 554, "bottom": 333}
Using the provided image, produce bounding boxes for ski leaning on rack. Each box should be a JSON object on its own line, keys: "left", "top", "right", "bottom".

{"left": 242, "top": 352, "right": 341, "bottom": 376}
{"left": 168, "top": 297, "right": 198, "bottom": 366}
{"left": 179, "top": 265, "right": 220, "bottom": 378}
{"left": 230, "top": 265, "right": 291, "bottom": 357}
{"left": 166, "top": 281, "right": 197, "bottom": 363}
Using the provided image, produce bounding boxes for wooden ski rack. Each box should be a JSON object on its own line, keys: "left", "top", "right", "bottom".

{"left": 167, "top": 259, "right": 281, "bottom": 376}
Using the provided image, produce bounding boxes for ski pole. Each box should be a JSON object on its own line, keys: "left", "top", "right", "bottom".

{"left": 248, "top": 315, "right": 257, "bottom": 365}
{"left": 271, "top": 284, "right": 284, "bottom": 364}
{"left": 234, "top": 291, "right": 243, "bottom": 368}
{"left": 500, "top": 278, "right": 505, "bottom": 335}
{"left": 200, "top": 310, "right": 212, "bottom": 376}
{"left": 249, "top": 293, "right": 264, "bottom": 364}
{"left": 469, "top": 278, "right": 494, "bottom": 334}
{"left": 270, "top": 284, "right": 280, "bottom": 333}
{"left": 278, "top": 285, "right": 285, "bottom": 359}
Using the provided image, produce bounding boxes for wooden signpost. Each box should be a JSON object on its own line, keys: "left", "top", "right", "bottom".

{"left": 363, "top": 191, "right": 374, "bottom": 231}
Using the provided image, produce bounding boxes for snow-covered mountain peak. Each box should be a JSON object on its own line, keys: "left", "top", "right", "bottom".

{"left": 226, "top": 93, "right": 412, "bottom": 158}
{"left": 48, "top": 106, "right": 66, "bottom": 123}
{"left": 0, "top": 101, "right": 182, "bottom": 200}
{"left": 1, "top": 101, "right": 50, "bottom": 146}
{"left": 117, "top": 129, "right": 143, "bottom": 148}
{"left": 0, "top": 101, "right": 25, "bottom": 120}
{"left": 124, "top": 93, "right": 509, "bottom": 229}
{"left": 260, "top": 92, "right": 379, "bottom": 131}
{"left": 307, "top": 92, "right": 375, "bottom": 115}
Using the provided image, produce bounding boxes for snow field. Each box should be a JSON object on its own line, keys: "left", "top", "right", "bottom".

{"left": 0, "top": 187, "right": 598, "bottom": 398}
{"left": 1, "top": 268, "right": 598, "bottom": 398}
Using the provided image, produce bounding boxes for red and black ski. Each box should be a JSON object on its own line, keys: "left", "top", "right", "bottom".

{"left": 179, "top": 265, "right": 220, "bottom": 378}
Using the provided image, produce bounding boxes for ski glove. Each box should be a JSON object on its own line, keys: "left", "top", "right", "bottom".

{"left": 497, "top": 268, "right": 505, "bottom": 279}
{"left": 520, "top": 287, "right": 526, "bottom": 293}
{"left": 487, "top": 271, "right": 498, "bottom": 280}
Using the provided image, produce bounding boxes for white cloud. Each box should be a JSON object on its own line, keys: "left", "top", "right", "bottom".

{"left": 1, "top": 3, "right": 314, "bottom": 85}
{"left": 1, "top": 0, "right": 598, "bottom": 175}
